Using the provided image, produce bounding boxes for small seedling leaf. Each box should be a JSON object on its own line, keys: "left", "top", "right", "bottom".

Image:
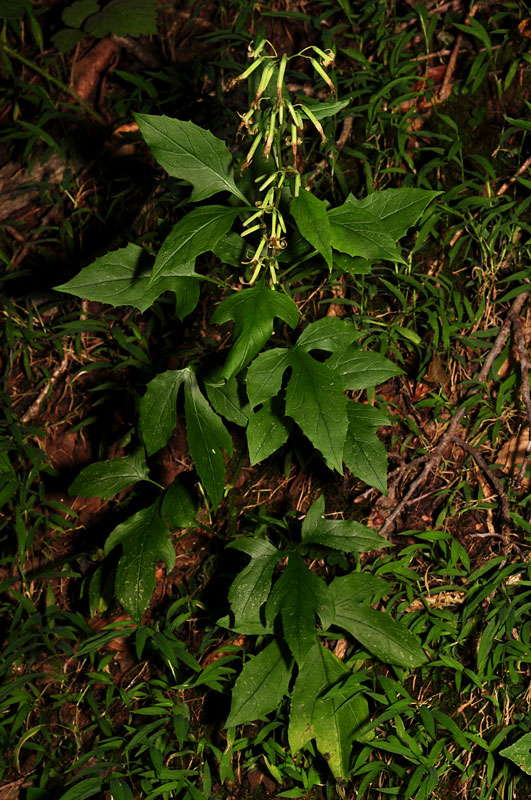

{"left": 226, "top": 639, "right": 293, "bottom": 727}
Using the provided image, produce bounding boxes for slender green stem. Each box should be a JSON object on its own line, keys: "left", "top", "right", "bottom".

{"left": 1, "top": 44, "right": 106, "bottom": 124}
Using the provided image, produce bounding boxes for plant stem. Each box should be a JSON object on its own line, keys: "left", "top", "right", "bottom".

{"left": 1, "top": 44, "right": 106, "bottom": 124}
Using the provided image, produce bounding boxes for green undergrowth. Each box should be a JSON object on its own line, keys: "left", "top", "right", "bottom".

{"left": 1, "top": 1, "right": 531, "bottom": 798}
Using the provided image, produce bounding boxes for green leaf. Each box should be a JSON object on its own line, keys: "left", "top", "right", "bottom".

{"left": 296, "top": 317, "right": 357, "bottom": 355}
{"left": 300, "top": 99, "right": 350, "bottom": 120}
{"left": 55, "top": 243, "right": 189, "bottom": 312}
{"left": 52, "top": 28, "right": 85, "bottom": 52}
{"left": 205, "top": 375, "right": 249, "bottom": 426}
{"left": 161, "top": 476, "right": 198, "bottom": 528}
{"left": 301, "top": 495, "right": 389, "bottom": 553}
{"left": 134, "top": 113, "right": 248, "bottom": 204}
{"left": 351, "top": 188, "right": 441, "bottom": 240}
{"left": 151, "top": 206, "right": 244, "bottom": 286}
{"left": 84, "top": 0, "right": 157, "bottom": 37}
{"left": 212, "top": 284, "right": 299, "bottom": 381}
{"left": 139, "top": 369, "right": 187, "bottom": 457}
{"left": 246, "top": 348, "right": 291, "bottom": 408}
{"left": 291, "top": 191, "right": 332, "bottom": 270}
{"left": 266, "top": 554, "right": 334, "bottom": 663}
{"left": 328, "top": 202, "right": 405, "bottom": 263}
{"left": 174, "top": 277, "right": 200, "bottom": 320}
{"left": 104, "top": 502, "right": 175, "bottom": 622}
{"left": 226, "top": 538, "right": 280, "bottom": 634}
{"left": 500, "top": 734, "right": 531, "bottom": 775}
{"left": 184, "top": 372, "right": 233, "bottom": 509}
{"left": 247, "top": 398, "right": 291, "bottom": 465}
{"left": 289, "top": 643, "right": 370, "bottom": 779}
{"left": 343, "top": 405, "right": 388, "bottom": 493}
{"left": 226, "top": 639, "right": 293, "bottom": 728}
{"left": 62, "top": 0, "right": 99, "bottom": 28}
{"left": 286, "top": 349, "right": 347, "bottom": 473}
{"left": 57, "top": 778, "right": 103, "bottom": 800}
{"left": 326, "top": 347, "right": 403, "bottom": 390}
{"left": 69, "top": 449, "right": 149, "bottom": 501}
{"left": 330, "top": 575, "right": 427, "bottom": 668}
{"left": 213, "top": 231, "right": 247, "bottom": 267}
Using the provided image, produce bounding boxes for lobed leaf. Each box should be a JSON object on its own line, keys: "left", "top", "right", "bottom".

{"left": 212, "top": 284, "right": 299, "bottom": 381}
{"left": 291, "top": 191, "right": 333, "bottom": 270}
{"left": 349, "top": 188, "right": 441, "bottom": 240}
{"left": 184, "top": 372, "right": 233, "bottom": 509}
{"left": 134, "top": 113, "right": 248, "bottom": 203}
{"left": 139, "top": 369, "right": 187, "bottom": 456}
{"left": 246, "top": 398, "right": 291, "bottom": 465}
{"left": 226, "top": 538, "right": 280, "bottom": 634}
{"left": 326, "top": 347, "right": 403, "bottom": 390}
{"left": 104, "top": 501, "right": 175, "bottom": 621}
{"left": 151, "top": 206, "right": 244, "bottom": 286}
{"left": 69, "top": 449, "right": 149, "bottom": 501}
{"left": 302, "top": 495, "right": 389, "bottom": 553}
{"left": 330, "top": 575, "right": 427, "bottom": 668}
{"left": 84, "top": 0, "right": 158, "bottom": 37}
{"left": 226, "top": 639, "right": 293, "bottom": 728}
{"left": 328, "top": 202, "right": 405, "bottom": 263}
{"left": 289, "top": 643, "right": 371, "bottom": 779}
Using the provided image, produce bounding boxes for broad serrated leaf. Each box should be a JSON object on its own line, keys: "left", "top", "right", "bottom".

{"left": 54, "top": 243, "right": 192, "bottom": 312}
{"left": 151, "top": 206, "right": 244, "bottom": 286}
{"left": 212, "top": 231, "right": 247, "bottom": 267}
{"left": 161, "top": 476, "right": 198, "bottom": 528}
{"left": 302, "top": 495, "right": 389, "bottom": 553}
{"left": 69, "top": 449, "right": 149, "bottom": 501}
{"left": 289, "top": 643, "right": 371, "bottom": 779}
{"left": 104, "top": 502, "right": 175, "bottom": 621}
{"left": 291, "top": 191, "right": 332, "bottom": 270}
{"left": 52, "top": 28, "right": 85, "bottom": 52}
{"left": 212, "top": 284, "right": 299, "bottom": 381}
{"left": 226, "top": 538, "right": 280, "bottom": 634}
{"left": 351, "top": 188, "right": 441, "bottom": 240}
{"left": 62, "top": 0, "right": 99, "bottom": 28}
{"left": 205, "top": 375, "right": 249, "bottom": 426}
{"left": 226, "top": 639, "right": 293, "bottom": 728}
{"left": 139, "top": 369, "right": 187, "bottom": 456}
{"left": 296, "top": 317, "right": 357, "bottom": 355}
{"left": 326, "top": 347, "right": 403, "bottom": 390}
{"left": 266, "top": 554, "right": 333, "bottom": 663}
{"left": 84, "top": 0, "right": 157, "bottom": 37}
{"left": 300, "top": 99, "right": 350, "bottom": 120}
{"left": 330, "top": 576, "right": 427, "bottom": 668}
{"left": 246, "top": 348, "right": 291, "bottom": 408}
{"left": 328, "top": 202, "right": 405, "bottom": 263}
{"left": 343, "top": 416, "right": 388, "bottom": 493}
{"left": 247, "top": 398, "right": 291, "bottom": 465}
{"left": 344, "top": 402, "right": 390, "bottom": 428}
{"left": 500, "top": 734, "right": 531, "bottom": 775}
{"left": 286, "top": 349, "right": 347, "bottom": 473}
{"left": 134, "top": 113, "right": 248, "bottom": 203}
{"left": 184, "top": 372, "right": 233, "bottom": 509}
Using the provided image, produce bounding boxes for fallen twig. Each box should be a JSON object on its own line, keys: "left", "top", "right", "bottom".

{"left": 21, "top": 351, "right": 69, "bottom": 424}
{"left": 451, "top": 435, "right": 511, "bottom": 526}
{"left": 377, "top": 291, "right": 530, "bottom": 536}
